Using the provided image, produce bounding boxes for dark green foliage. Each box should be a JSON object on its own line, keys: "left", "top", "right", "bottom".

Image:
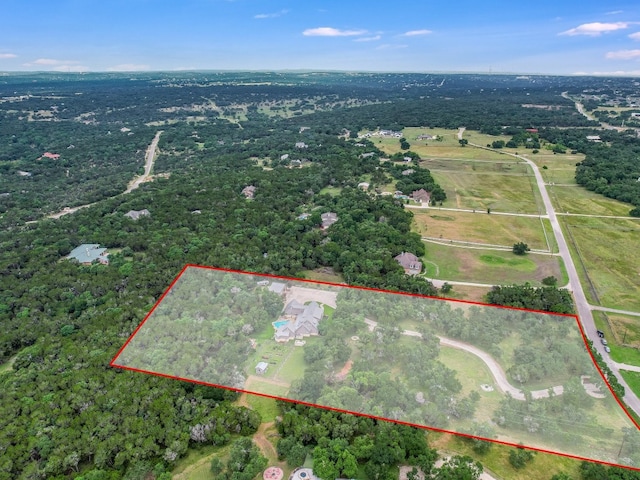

{"left": 508, "top": 447, "right": 535, "bottom": 469}
{"left": 542, "top": 275, "right": 558, "bottom": 286}
{"left": 486, "top": 283, "right": 574, "bottom": 314}
{"left": 512, "top": 242, "right": 530, "bottom": 255}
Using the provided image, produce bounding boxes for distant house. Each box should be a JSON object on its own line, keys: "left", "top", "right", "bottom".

{"left": 255, "top": 362, "right": 269, "bottom": 375}
{"left": 321, "top": 212, "right": 338, "bottom": 229}
{"left": 403, "top": 157, "right": 412, "bottom": 162}
{"left": 357, "top": 182, "right": 370, "bottom": 190}
{"left": 401, "top": 169, "right": 415, "bottom": 176}
{"left": 525, "top": 128, "right": 539, "bottom": 133}
{"left": 394, "top": 252, "right": 422, "bottom": 275}
{"left": 242, "top": 185, "right": 256, "bottom": 199}
{"left": 295, "top": 142, "right": 308, "bottom": 149}
{"left": 280, "top": 154, "right": 290, "bottom": 161}
{"left": 268, "top": 282, "right": 287, "bottom": 295}
{"left": 360, "top": 152, "right": 375, "bottom": 158}
{"left": 66, "top": 244, "right": 109, "bottom": 265}
{"left": 17, "top": 170, "right": 32, "bottom": 177}
{"left": 586, "top": 135, "right": 602, "bottom": 142}
{"left": 42, "top": 152, "right": 60, "bottom": 159}
{"left": 275, "top": 301, "right": 324, "bottom": 342}
{"left": 124, "top": 209, "right": 150, "bottom": 220}
{"left": 417, "top": 134, "right": 434, "bottom": 140}
{"left": 256, "top": 280, "right": 270, "bottom": 286}
{"left": 297, "top": 213, "right": 310, "bottom": 220}
{"left": 411, "top": 189, "right": 431, "bottom": 204}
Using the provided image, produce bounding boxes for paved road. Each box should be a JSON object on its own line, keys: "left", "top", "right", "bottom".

{"left": 465, "top": 140, "right": 640, "bottom": 415}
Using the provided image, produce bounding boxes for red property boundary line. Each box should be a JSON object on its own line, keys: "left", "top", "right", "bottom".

{"left": 110, "top": 264, "right": 640, "bottom": 472}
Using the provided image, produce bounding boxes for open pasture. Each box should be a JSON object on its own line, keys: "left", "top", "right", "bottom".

{"left": 427, "top": 170, "right": 542, "bottom": 213}
{"left": 411, "top": 209, "right": 552, "bottom": 251}
{"left": 561, "top": 216, "right": 640, "bottom": 311}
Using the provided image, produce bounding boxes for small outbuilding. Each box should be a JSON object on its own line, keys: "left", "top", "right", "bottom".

{"left": 255, "top": 362, "right": 269, "bottom": 375}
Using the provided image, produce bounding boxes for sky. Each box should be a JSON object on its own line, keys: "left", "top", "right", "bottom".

{"left": 2, "top": 0, "right": 640, "bottom": 75}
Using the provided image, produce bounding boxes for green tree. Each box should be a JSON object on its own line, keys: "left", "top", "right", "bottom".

{"left": 512, "top": 242, "right": 530, "bottom": 255}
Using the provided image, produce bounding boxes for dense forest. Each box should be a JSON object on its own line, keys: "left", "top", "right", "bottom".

{"left": 1, "top": 72, "right": 639, "bottom": 479}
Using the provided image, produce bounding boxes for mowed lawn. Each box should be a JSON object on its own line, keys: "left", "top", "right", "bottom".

{"left": 561, "top": 216, "right": 640, "bottom": 311}
{"left": 411, "top": 210, "right": 552, "bottom": 251}
{"left": 421, "top": 242, "right": 565, "bottom": 286}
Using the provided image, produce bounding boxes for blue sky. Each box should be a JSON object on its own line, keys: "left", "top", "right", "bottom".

{"left": 2, "top": 0, "right": 640, "bottom": 75}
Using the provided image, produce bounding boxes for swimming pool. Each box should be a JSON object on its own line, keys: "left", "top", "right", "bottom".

{"left": 273, "top": 320, "right": 288, "bottom": 329}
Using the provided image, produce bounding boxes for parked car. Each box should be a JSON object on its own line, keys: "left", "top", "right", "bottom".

{"left": 597, "top": 330, "right": 605, "bottom": 338}
{"left": 605, "top": 346, "right": 611, "bottom": 353}
{"left": 601, "top": 338, "right": 608, "bottom": 346}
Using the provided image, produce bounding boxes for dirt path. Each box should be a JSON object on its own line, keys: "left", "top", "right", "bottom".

{"left": 43, "top": 131, "right": 163, "bottom": 220}
{"left": 125, "top": 130, "right": 163, "bottom": 193}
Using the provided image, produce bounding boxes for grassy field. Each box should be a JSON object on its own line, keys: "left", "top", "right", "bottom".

{"left": 0, "top": 354, "right": 17, "bottom": 374}
{"left": 301, "top": 268, "right": 345, "bottom": 284}
{"left": 561, "top": 216, "right": 640, "bottom": 311}
{"left": 428, "top": 170, "right": 541, "bottom": 214}
{"left": 411, "top": 210, "right": 552, "bottom": 251}
{"left": 440, "top": 284, "right": 492, "bottom": 304}
{"left": 620, "top": 370, "right": 640, "bottom": 400}
{"left": 431, "top": 433, "right": 582, "bottom": 480}
{"left": 525, "top": 152, "right": 585, "bottom": 184}
{"left": 592, "top": 312, "right": 640, "bottom": 367}
{"left": 172, "top": 443, "right": 232, "bottom": 480}
{"left": 318, "top": 186, "right": 342, "bottom": 196}
{"left": 550, "top": 185, "right": 635, "bottom": 217}
{"left": 369, "top": 128, "right": 510, "bottom": 160}
{"left": 421, "top": 157, "right": 528, "bottom": 174}
{"left": 421, "top": 241, "right": 566, "bottom": 286}
{"left": 245, "top": 394, "right": 282, "bottom": 423}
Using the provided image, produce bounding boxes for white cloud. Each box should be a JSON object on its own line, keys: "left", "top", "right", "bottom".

{"left": 22, "top": 58, "right": 80, "bottom": 67}
{"left": 254, "top": 9, "right": 288, "bottom": 19}
{"left": 107, "top": 64, "right": 150, "bottom": 71}
{"left": 606, "top": 10, "right": 623, "bottom": 15}
{"left": 560, "top": 22, "right": 631, "bottom": 36}
{"left": 303, "top": 27, "right": 367, "bottom": 37}
{"left": 354, "top": 35, "right": 381, "bottom": 42}
{"left": 0, "top": 53, "right": 17, "bottom": 59}
{"left": 402, "top": 29, "right": 432, "bottom": 37}
{"left": 629, "top": 32, "right": 640, "bottom": 40}
{"left": 605, "top": 49, "right": 640, "bottom": 60}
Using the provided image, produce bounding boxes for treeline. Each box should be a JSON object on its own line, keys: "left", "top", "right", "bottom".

{"left": 485, "top": 283, "right": 575, "bottom": 314}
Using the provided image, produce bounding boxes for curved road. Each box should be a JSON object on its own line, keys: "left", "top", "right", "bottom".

{"left": 364, "top": 319, "right": 564, "bottom": 401}
{"left": 463, "top": 139, "right": 640, "bottom": 415}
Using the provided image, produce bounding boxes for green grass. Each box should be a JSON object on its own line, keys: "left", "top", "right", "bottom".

{"left": 560, "top": 216, "right": 640, "bottom": 311}
{"left": 435, "top": 434, "right": 582, "bottom": 480}
{"left": 318, "top": 186, "right": 342, "bottom": 196}
{"left": 620, "top": 370, "right": 640, "bottom": 403}
{"left": 421, "top": 242, "right": 564, "bottom": 286}
{"left": 274, "top": 344, "right": 307, "bottom": 384}
{"left": 172, "top": 443, "right": 232, "bottom": 480}
{"left": 0, "top": 354, "right": 17, "bottom": 374}
{"left": 411, "top": 210, "right": 552, "bottom": 251}
{"left": 245, "top": 395, "right": 282, "bottom": 423}
{"left": 549, "top": 184, "right": 635, "bottom": 217}
{"left": 592, "top": 312, "right": 640, "bottom": 366}
{"left": 428, "top": 170, "right": 541, "bottom": 214}
{"left": 478, "top": 254, "right": 537, "bottom": 270}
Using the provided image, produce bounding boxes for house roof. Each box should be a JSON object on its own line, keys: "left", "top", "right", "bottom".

{"left": 394, "top": 251, "right": 422, "bottom": 271}
{"left": 269, "top": 282, "right": 286, "bottom": 294}
{"left": 321, "top": 212, "right": 338, "bottom": 228}
{"left": 124, "top": 209, "right": 150, "bottom": 220}
{"left": 411, "top": 189, "right": 431, "bottom": 203}
{"left": 67, "top": 244, "right": 109, "bottom": 264}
